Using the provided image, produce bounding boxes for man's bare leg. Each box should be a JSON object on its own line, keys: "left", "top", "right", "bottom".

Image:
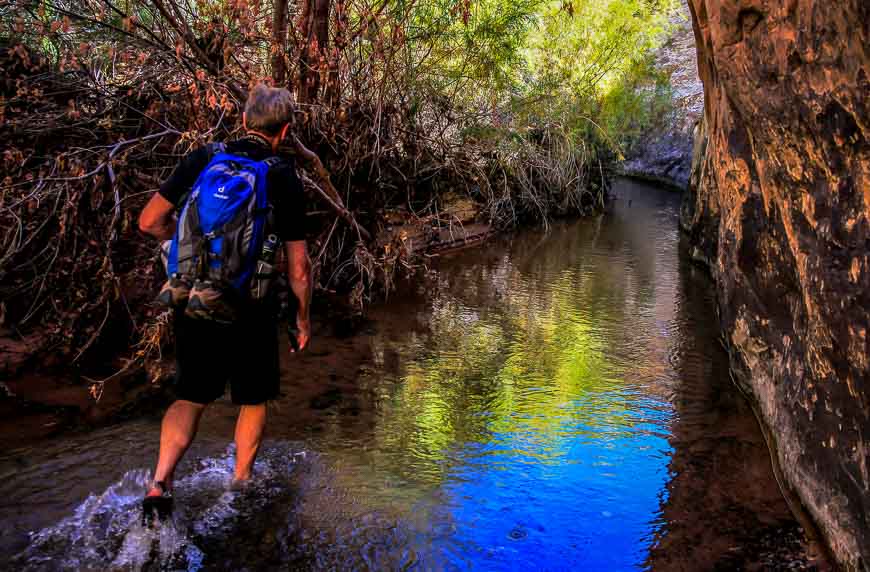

{"left": 147, "top": 400, "right": 207, "bottom": 496}
{"left": 233, "top": 404, "right": 267, "bottom": 483}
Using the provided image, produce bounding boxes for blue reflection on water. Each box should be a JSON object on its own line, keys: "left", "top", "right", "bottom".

{"left": 435, "top": 400, "right": 673, "bottom": 570}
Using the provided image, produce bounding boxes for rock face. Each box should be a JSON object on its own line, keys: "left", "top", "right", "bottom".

{"left": 621, "top": 6, "right": 705, "bottom": 190}
{"left": 622, "top": 131, "right": 695, "bottom": 190}
{"left": 683, "top": 0, "right": 869, "bottom": 569}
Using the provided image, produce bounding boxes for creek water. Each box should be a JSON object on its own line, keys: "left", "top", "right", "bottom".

{"left": 0, "top": 179, "right": 809, "bottom": 571}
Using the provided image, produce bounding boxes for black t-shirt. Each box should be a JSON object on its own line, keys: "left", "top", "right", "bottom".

{"left": 159, "top": 135, "right": 307, "bottom": 242}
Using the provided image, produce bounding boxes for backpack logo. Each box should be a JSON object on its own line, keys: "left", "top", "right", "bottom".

{"left": 214, "top": 185, "right": 229, "bottom": 199}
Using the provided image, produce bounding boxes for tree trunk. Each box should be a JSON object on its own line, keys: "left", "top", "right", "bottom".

{"left": 298, "top": 0, "right": 331, "bottom": 103}
{"left": 271, "top": 0, "right": 289, "bottom": 84}
{"left": 324, "top": 0, "right": 346, "bottom": 105}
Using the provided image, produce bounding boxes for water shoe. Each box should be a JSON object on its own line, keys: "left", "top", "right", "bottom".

{"left": 142, "top": 481, "right": 173, "bottom": 526}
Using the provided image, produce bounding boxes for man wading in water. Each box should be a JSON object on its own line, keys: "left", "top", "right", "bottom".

{"left": 138, "top": 84, "right": 311, "bottom": 523}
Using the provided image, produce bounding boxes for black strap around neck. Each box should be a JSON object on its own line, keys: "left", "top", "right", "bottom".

{"left": 240, "top": 133, "right": 272, "bottom": 148}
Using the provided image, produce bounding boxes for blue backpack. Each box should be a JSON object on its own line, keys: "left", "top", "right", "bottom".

{"left": 157, "top": 143, "right": 279, "bottom": 322}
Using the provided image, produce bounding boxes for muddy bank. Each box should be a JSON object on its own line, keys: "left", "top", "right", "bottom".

{"left": 0, "top": 298, "right": 368, "bottom": 451}
{"left": 0, "top": 370, "right": 166, "bottom": 450}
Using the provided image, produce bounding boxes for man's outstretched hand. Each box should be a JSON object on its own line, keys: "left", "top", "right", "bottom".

{"left": 286, "top": 240, "right": 311, "bottom": 354}
{"left": 291, "top": 317, "right": 310, "bottom": 353}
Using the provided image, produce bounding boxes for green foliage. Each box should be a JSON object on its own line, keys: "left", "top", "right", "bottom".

{"left": 598, "top": 54, "right": 675, "bottom": 150}
{"left": 519, "top": 0, "right": 679, "bottom": 150}
{"left": 398, "top": 0, "right": 681, "bottom": 156}
{"left": 406, "top": 0, "right": 540, "bottom": 95}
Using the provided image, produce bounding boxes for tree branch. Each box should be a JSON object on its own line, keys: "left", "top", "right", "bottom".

{"left": 294, "top": 137, "right": 372, "bottom": 241}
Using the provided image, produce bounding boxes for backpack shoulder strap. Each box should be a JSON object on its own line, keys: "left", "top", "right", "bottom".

{"left": 175, "top": 142, "right": 226, "bottom": 210}
{"left": 256, "top": 158, "right": 280, "bottom": 229}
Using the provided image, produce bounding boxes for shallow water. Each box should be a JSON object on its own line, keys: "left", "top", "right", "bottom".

{"left": 0, "top": 179, "right": 807, "bottom": 570}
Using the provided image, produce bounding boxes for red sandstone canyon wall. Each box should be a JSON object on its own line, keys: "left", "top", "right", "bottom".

{"left": 683, "top": 0, "right": 869, "bottom": 568}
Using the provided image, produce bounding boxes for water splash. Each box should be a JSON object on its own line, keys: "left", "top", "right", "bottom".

{"left": 14, "top": 444, "right": 307, "bottom": 571}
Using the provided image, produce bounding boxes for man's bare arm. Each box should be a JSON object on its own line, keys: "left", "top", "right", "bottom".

{"left": 139, "top": 193, "right": 176, "bottom": 240}
{"left": 286, "top": 240, "right": 312, "bottom": 351}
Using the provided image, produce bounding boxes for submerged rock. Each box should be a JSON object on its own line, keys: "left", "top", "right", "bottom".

{"left": 684, "top": 0, "right": 869, "bottom": 569}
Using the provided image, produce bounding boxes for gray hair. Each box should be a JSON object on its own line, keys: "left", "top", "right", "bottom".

{"left": 244, "top": 84, "right": 294, "bottom": 135}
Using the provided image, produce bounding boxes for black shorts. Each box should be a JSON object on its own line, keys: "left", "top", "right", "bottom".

{"left": 173, "top": 307, "right": 280, "bottom": 405}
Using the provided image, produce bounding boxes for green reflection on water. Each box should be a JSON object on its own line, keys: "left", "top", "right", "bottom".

{"left": 362, "top": 237, "right": 662, "bottom": 481}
